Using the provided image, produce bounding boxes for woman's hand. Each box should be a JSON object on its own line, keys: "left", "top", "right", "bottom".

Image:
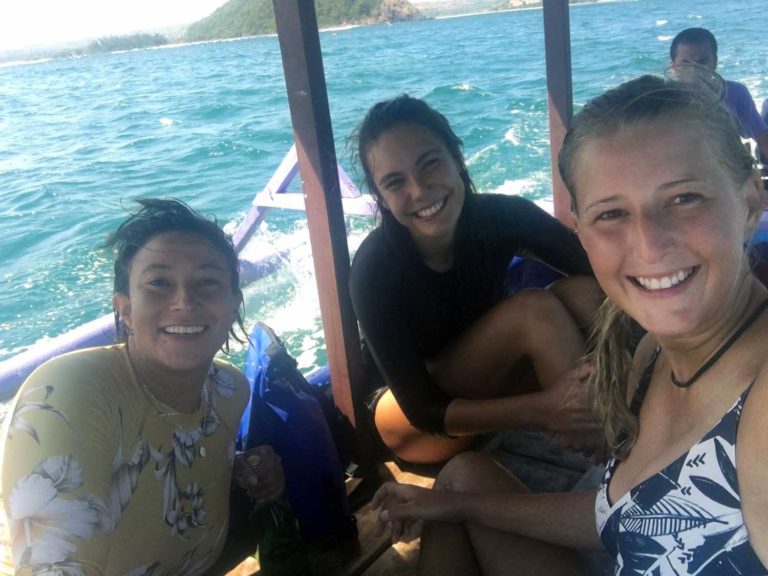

{"left": 233, "top": 445, "right": 285, "bottom": 507}
{"left": 540, "top": 364, "right": 603, "bottom": 453}
{"left": 372, "top": 481, "right": 459, "bottom": 543}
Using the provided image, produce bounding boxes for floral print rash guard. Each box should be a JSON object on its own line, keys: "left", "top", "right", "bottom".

{"left": 0, "top": 344, "right": 249, "bottom": 575}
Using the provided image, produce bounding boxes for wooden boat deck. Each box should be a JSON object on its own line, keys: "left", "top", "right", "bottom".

{"left": 214, "top": 427, "right": 600, "bottom": 575}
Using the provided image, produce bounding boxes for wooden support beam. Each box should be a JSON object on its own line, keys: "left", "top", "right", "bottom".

{"left": 273, "top": 0, "right": 364, "bottom": 426}
{"left": 543, "top": 0, "right": 574, "bottom": 224}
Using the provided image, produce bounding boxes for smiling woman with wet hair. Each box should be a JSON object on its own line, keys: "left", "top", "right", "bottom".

{"left": 0, "top": 198, "right": 284, "bottom": 575}
{"left": 350, "top": 95, "right": 603, "bottom": 465}
{"left": 107, "top": 198, "right": 244, "bottom": 347}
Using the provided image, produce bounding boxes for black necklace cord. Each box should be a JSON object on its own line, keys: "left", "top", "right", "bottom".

{"left": 670, "top": 298, "right": 768, "bottom": 388}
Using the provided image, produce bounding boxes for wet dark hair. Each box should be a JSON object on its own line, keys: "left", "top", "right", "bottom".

{"left": 558, "top": 75, "right": 756, "bottom": 457}
{"left": 354, "top": 94, "right": 476, "bottom": 225}
{"left": 105, "top": 198, "right": 245, "bottom": 348}
{"left": 670, "top": 27, "right": 718, "bottom": 62}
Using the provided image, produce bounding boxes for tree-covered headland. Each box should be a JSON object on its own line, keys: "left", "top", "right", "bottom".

{"left": 184, "top": 0, "right": 422, "bottom": 42}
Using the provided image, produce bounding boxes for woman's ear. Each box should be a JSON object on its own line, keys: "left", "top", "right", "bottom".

{"left": 568, "top": 199, "right": 580, "bottom": 233}
{"left": 743, "top": 175, "right": 764, "bottom": 242}
{"left": 567, "top": 212, "right": 579, "bottom": 233}
{"left": 113, "top": 293, "right": 132, "bottom": 331}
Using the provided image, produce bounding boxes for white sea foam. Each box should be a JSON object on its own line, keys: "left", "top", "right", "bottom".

{"left": 238, "top": 223, "right": 371, "bottom": 371}
{"left": 493, "top": 178, "right": 538, "bottom": 197}
{"left": 466, "top": 143, "right": 497, "bottom": 166}
{"left": 504, "top": 128, "right": 520, "bottom": 146}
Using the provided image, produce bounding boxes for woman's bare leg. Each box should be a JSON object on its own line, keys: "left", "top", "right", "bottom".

{"left": 374, "top": 389, "right": 476, "bottom": 463}
{"left": 431, "top": 288, "right": 586, "bottom": 397}
{"left": 419, "top": 452, "right": 586, "bottom": 576}
{"left": 548, "top": 275, "right": 604, "bottom": 335}
{"left": 375, "top": 280, "right": 602, "bottom": 464}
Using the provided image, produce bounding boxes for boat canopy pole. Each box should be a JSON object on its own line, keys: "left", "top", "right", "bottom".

{"left": 273, "top": 0, "right": 364, "bottom": 427}
{"left": 543, "top": 0, "right": 574, "bottom": 224}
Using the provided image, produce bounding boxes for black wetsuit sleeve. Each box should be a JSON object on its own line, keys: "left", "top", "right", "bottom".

{"left": 489, "top": 195, "right": 592, "bottom": 276}
{"left": 349, "top": 233, "right": 452, "bottom": 435}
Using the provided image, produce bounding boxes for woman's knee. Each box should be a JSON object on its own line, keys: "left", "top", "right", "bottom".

{"left": 374, "top": 391, "right": 419, "bottom": 451}
{"left": 434, "top": 452, "right": 526, "bottom": 494}
{"left": 549, "top": 275, "right": 604, "bottom": 330}
{"left": 374, "top": 391, "right": 474, "bottom": 463}
{"left": 549, "top": 274, "right": 599, "bottom": 296}
{"left": 502, "top": 289, "right": 578, "bottom": 346}
{"left": 507, "top": 288, "right": 566, "bottom": 323}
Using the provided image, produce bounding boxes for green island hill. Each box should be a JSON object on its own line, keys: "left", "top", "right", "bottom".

{"left": 184, "top": 0, "right": 424, "bottom": 43}
{"left": 0, "top": 0, "right": 599, "bottom": 64}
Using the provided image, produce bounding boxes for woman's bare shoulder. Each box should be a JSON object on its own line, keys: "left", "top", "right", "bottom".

{"left": 734, "top": 325, "right": 768, "bottom": 563}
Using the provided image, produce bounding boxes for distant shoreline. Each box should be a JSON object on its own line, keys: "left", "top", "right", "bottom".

{"left": 433, "top": 0, "right": 620, "bottom": 20}
{"left": 0, "top": 0, "right": 622, "bottom": 66}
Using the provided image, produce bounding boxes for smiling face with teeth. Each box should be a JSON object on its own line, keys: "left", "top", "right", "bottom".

{"left": 572, "top": 120, "right": 762, "bottom": 339}
{"left": 113, "top": 231, "right": 242, "bottom": 386}
{"left": 367, "top": 123, "right": 466, "bottom": 268}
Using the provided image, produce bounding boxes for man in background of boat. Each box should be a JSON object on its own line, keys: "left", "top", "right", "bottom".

{"left": 669, "top": 27, "right": 768, "bottom": 194}
{"left": 0, "top": 199, "right": 285, "bottom": 575}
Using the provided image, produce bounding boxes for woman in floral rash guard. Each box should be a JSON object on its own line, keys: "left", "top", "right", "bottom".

{"left": 0, "top": 199, "right": 283, "bottom": 575}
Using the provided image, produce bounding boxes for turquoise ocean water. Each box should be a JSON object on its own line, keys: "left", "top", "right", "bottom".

{"left": 1, "top": 0, "right": 766, "bottom": 372}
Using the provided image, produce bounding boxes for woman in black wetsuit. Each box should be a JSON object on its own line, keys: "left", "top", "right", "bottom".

{"left": 349, "top": 95, "right": 603, "bottom": 464}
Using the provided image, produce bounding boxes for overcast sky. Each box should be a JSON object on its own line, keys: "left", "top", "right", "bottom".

{"left": 0, "top": 0, "right": 229, "bottom": 51}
